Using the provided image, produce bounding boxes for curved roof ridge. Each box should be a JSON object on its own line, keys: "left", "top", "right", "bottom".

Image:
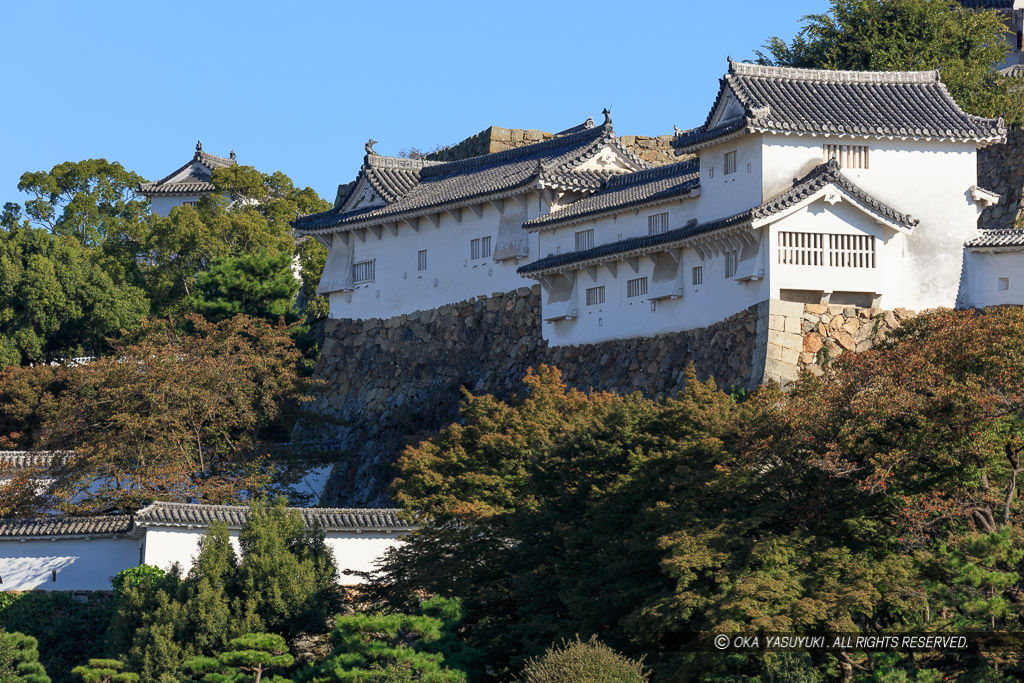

{"left": 419, "top": 119, "right": 608, "bottom": 178}
{"left": 606, "top": 159, "right": 699, "bottom": 187}
{"left": 728, "top": 58, "right": 940, "bottom": 84}
{"left": 756, "top": 158, "right": 918, "bottom": 228}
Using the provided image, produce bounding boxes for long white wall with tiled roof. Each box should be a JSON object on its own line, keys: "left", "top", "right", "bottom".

{"left": 0, "top": 537, "right": 140, "bottom": 591}
{"left": 326, "top": 195, "right": 543, "bottom": 320}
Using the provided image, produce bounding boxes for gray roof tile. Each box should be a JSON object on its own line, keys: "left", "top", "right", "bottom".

{"left": 134, "top": 501, "right": 412, "bottom": 530}
{"left": 966, "top": 229, "right": 1024, "bottom": 248}
{"left": 958, "top": 0, "right": 1014, "bottom": 8}
{"left": 0, "top": 451, "right": 71, "bottom": 470}
{"left": 0, "top": 516, "right": 132, "bottom": 539}
{"left": 294, "top": 120, "right": 648, "bottom": 234}
{"left": 139, "top": 143, "right": 237, "bottom": 197}
{"left": 519, "top": 159, "right": 914, "bottom": 276}
{"left": 524, "top": 161, "right": 700, "bottom": 232}
{"left": 674, "top": 60, "right": 1006, "bottom": 154}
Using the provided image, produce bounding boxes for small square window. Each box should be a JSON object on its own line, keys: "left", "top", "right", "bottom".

{"left": 575, "top": 229, "right": 595, "bottom": 251}
{"left": 692, "top": 266, "right": 703, "bottom": 285}
{"left": 724, "top": 151, "right": 737, "bottom": 175}
{"left": 627, "top": 277, "right": 648, "bottom": 298}
{"left": 648, "top": 213, "right": 669, "bottom": 236}
{"left": 586, "top": 285, "right": 605, "bottom": 306}
{"left": 999, "top": 277, "right": 1010, "bottom": 291}
{"left": 725, "top": 250, "right": 739, "bottom": 278}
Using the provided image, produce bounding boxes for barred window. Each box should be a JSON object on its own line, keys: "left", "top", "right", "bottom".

{"left": 470, "top": 238, "right": 480, "bottom": 260}
{"left": 481, "top": 236, "right": 491, "bottom": 258}
{"left": 586, "top": 286, "right": 605, "bottom": 306}
{"left": 692, "top": 266, "right": 703, "bottom": 285}
{"left": 627, "top": 277, "right": 648, "bottom": 298}
{"left": 778, "top": 232, "right": 876, "bottom": 268}
{"left": 724, "top": 250, "right": 739, "bottom": 278}
{"left": 417, "top": 250, "right": 427, "bottom": 271}
{"left": 575, "top": 229, "right": 595, "bottom": 251}
{"left": 724, "top": 151, "right": 737, "bottom": 175}
{"left": 352, "top": 260, "right": 375, "bottom": 283}
{"left": 823, "top": 144, "right": 869, "bottom": 169}
{"left": 648, "top": 212, "right": 669, "bottom": 236}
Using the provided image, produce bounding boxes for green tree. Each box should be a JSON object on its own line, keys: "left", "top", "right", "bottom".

{"left": 0, "top": 631, "right": 50, "bottom": 683}
{"left": 297, "top": 599, "right": 467, "bottom": 683}
{"left": 70, "top": 660, "right": 137, "bottom": 683}
{"left": 756, "top": 0, "right": 1024, "bottom": 125}
{"left": 519, "top": 636, "right": 648, "bottom": 683}
{"left": 107, "top": 499, "right": 341, "bottom": 681}
{"left": 182, "top": 633, "right": 293, "bottom": 683}
{"left": 0, "top": 221, "right": 149, "bottom": 366}
{"left": 190, "top": 250, "right": 299, "bottom": 324}
{"left": 16, "top": 160, "right": 148, "bottom": 246}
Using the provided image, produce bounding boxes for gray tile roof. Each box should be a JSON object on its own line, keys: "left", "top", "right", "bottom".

{"left": 958, "top": 1, "right": 1014, "bottom": 8}
{"left": 294, "top": 119, "right": 648, "bottom": 235}
{"left": 519, "top": 160, "right": 914, "bottom": 276}
{"left": 139, "top": 143, "right": 237, "bottom": 198}
{"left": 134, "top": 501, "right": 412, "bottom": 531}
{"left": 754, "top": 158, "right": 917, "bottom": 229}
{"left": 0, "top": 515, "right": 133, "bottom": 539}
{"left": 966, "top": 229, "right": 1024, "bottom": 248}
{"left": 674, "top": 60, "right": 1006, "bottom": 154}
{"left": 1001, "top": 64, "right": 1024, "bottom": 78}
{"left": 0, "top": 451, "right": 71, "bottom": 470}
{"left": 524, "top": 161, "right": 700, "bottom": 232}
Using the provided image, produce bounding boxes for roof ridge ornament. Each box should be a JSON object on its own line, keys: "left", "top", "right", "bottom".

{"left": 230, "top": 150, "right": 236, "bottom": 160}
{"left": 602, "top": 108, "right": 612, "bottom": 126}
{"left": 196, "top": 140, "right": 202, "bottom": 152}
{"left": 365, "top": 138, "right": 378, "bottom": 155}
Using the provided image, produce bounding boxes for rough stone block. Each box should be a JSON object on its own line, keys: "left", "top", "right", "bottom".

{"left": 804, "top": 303, "right": 828, "bottom": 315}
{"left": 833, "top": 330, "right": 857, "bottom": 351}
{"left": 764, "top": 358, "right": 801, "bottom": 384}
{"left": 842, "top": 318, "right": 859, "bottom": 335}
{"left": 784, "top": 317, "right": 802, "bottom": 335}
{"left": 803, "top": 332, "right": 823, "bottom": 353}
{"left": 769, "top": 314, "right": 787, "bottom": 331}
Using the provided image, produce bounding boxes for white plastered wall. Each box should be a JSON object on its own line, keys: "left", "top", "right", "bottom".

{"left": 142, "top": 526, "right": 405, "bottom": 585}
{"left": 150, "top": 195, "right": 205, "bottom": 217}
{"left": 0, "top": 537, "right": 140, "bottom": 591}
{"left": 965, "top": 250, "right": 1024, "bottom": 307}
{"left": 325, "top": 194, "right": 544, "bottom": 320}
{"left": 762, "top": 135, "right": 982, "bottom": 311}
{"left": 766, "top": 198, "right": 907, "bottom": 307}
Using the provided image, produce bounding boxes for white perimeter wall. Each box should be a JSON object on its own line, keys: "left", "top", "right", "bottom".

{"left": 143, "top": 527, "right": 404, "bottom": 585}
{"left": 0, "top": 537, "right": 140, "bottom": 591}
{"left": 965, "top": 250, "right": 1024, "bottom": 308}
{"left": 326, "top": 194, "right": 545, "bottom": 320}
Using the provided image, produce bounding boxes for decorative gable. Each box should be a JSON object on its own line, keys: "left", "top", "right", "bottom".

{"left": 705, "top": 86, "right": 747, "bottom": 130}
{"left": 340, "top": 175, "right": 387, "bottom": 212}
{"left": 575, "top": 144, "right": 640, "bottom": 173}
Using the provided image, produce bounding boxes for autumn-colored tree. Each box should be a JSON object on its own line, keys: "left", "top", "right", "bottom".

{"left": 40, "top": 315, "right": 317, "bottom": 514}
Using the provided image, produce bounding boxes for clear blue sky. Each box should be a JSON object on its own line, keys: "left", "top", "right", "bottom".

{"left": 0, "top": 0, "right": 822, "bottom": 206}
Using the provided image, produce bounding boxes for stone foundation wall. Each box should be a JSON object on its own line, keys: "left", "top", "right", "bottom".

{"left": 757, "top": 300, "right": 918, "bottom": 384}
{"left": 978, "top": 128, "right": 1024, "bottom": 230}
{"left": 310, "top": 287, "right": 758, "bottom": 506}
{"left": 425, "top": 125, "right": 678, "bottom": 166}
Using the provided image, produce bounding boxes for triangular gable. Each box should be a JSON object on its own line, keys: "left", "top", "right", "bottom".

{"left": 339, "top": 173, "right": 387, "bottom": 213}
{"left": 573, "top": 143, "right": 644, "bottom": 173}
{"left": 751, "top": 182, "right": 914, "bottom": 234}
{"left": 705, "top": 84, "right": 747, "bottom": 130}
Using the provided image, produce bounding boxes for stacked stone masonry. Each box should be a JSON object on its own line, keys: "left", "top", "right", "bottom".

{"left": 978, "top": 127, "right": 1024, "bottom": 230}
{"left": 425, "top": 126, "right": 679, "bottom": 166}
{"left": 311, "top": 287, "right": 757, "bottom": 506}
{"left": 758, "top": 300, "right": 918, "bottom": 385}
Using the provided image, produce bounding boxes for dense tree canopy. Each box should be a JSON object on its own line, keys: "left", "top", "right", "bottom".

{"left": 373, "top": 307, "right": 1024, "bottom": 681}
{"left": 757, "top": 0, "right": 1024, "bottom": 126}
{"left": 0, "top": 160, "right": 330, "bottom": 368}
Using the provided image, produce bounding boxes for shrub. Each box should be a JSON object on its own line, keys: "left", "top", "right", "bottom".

{"left": 520, "top": 636, "right": 648, "bottom": 683}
